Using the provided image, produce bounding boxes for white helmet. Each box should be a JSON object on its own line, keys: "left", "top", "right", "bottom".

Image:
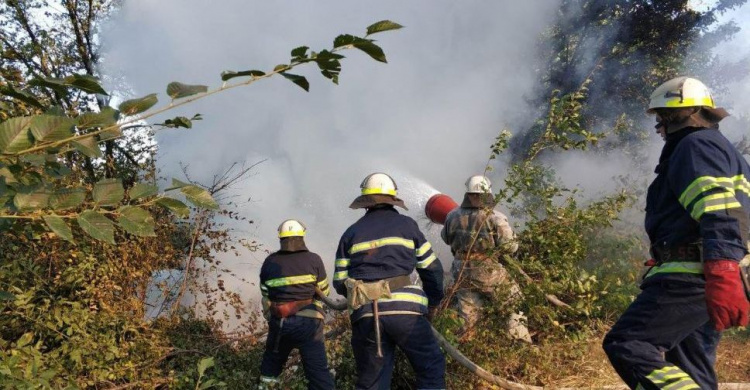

{"left": 648, "top": 76, "right": 715, "bottom": 113}
{"left": 465, "top": 175, "right": 492, "bottom": 194}
{"left": 277, "top": 219, "right": 306, "bottom": 238}
{"left": 360, "top": 172, "right": 398, "bottom": 196}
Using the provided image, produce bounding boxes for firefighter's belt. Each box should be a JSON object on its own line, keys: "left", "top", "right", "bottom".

{"left": 269, "top": 299, "right": 313, "bottom": 318}
{"left": 651, "top": 243, "right": 702, "bottom": 263}
{"left": 344, "top": 275, "right": 412, "bottom": 311}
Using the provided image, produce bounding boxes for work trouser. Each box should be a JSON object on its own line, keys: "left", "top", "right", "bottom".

{"left": 451, "top": 259, "right": 530, "bottom": 342}
{"left": 259, "top": 316, "right": 334, "bottom": 390}
{"left": 602, "top": 277, "right": 721, "bottom": 390}
{"left": 351, "top": 314, "right": 445, "bottom": 390}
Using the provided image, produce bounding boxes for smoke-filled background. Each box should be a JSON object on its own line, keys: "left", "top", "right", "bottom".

{"left": 100, "top": 1, "right": 750, "bottom": 315}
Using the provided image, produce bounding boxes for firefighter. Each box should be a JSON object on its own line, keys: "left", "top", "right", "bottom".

{"left": 258, "top": 219, "right": 334, "bottom": 390}
{"left": 603, "top": 76, "right": 750, "bottom": 390}
{"left": 441, "top": 175, "right": 530, "bottom": 342}
{"left": 333, "top": 172, "right": 446, "bottom": 390}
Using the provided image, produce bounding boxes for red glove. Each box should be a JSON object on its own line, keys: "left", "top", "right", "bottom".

{"left": 704, "top": 260, "right": 750, "bottom": 331}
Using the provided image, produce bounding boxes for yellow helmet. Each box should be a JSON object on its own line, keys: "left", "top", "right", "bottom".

{"left": 647, "top": 76, "right": 715, "bottom": 113}
{"left": 277, "top": 219, "right": 306, "bottom": 238}
{"left": 360, "top": 172, "right": 398, "bottom": 197}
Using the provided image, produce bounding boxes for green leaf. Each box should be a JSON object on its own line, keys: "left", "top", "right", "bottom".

{"left": 291, "top": 46, "right": 309, "bottom": 58}
{"left": 30, "top": 115, "right": 75, "bottom": 142}
{"left": 77, "top": 210, "right": 115, "bottom": 244}
{"left": 197, "top": 357, "right": 215, "bottom": 377}
{"left": 29, "top": 77, "right": 69, "bottom": 94}
{"left": 76, "top": 107, "right": 119, "bottom": 129}
{"left": 93, "top": 178, "right": 124, "bottom": 206}
{"left": 117, "top": 206, "right": 155, "bottom": 237}
{"left": 43, "top": 215, "right": 74, "bottom": 243}
{"left": 0, "top": 218, "right": 13, "bottom": 232}
{"left": 0, "top": 85, "right": 45, "bottom": 109}
{"left": 21, "top": 154, "right": 46, "bottom": 167}
{"left": 170, "top": 178, "right": 190, "bottom": 189}
{"left": 130, "top": 183, "right": 158, "bottom": 200}
{"left": 14, "top": 189, "right": 50, "bottom": 211}
{"left": 220, "top": 70, "right": 265, "bottom": 82}
{"left": 0, "top": 116, "right": 34, "bottom": 154}
{"left": 50, "top": 188, "right": 86, "bottom": 210}
{"left": 97, "top": 125, "right": 122, "bottom": 141}
{"left": 155, "top": 197, "right": 190, "bottom": 218}
{"left": 280, "top": 73, "right": 309, "bottom": 92}
{"left": 44, "top": 161, "right": 73, "bottom": 179}
{"left": 0, "top": 291, "right": 14, "bottom": 301}
{"left": 118, "top": 93, "right": 158, "bottom": 116}
{"left": 162, "top": 116, "right": 192, "bottom": 129}
{"left": 72, "top": 137, "right": 102, "bottom": 158}
{"left": 166, "top": 82, "right": 208, "bottom": 99}
{"left": 181, "top": 185, "right": 218, "bottom": 210}
{"left": 352, "top": 41, "right": 387, "bottom": 63}
{"left": 16, "top": 333, "right": 33, "bottom": 348}
{"left": 366, "top": 20, "right": 404, "bottom": 35}
{"left": 273, "top": 64, "right": 290, "bottom": 72}
{"left": 64, "top": 74, "right": 108, "bottom": 95}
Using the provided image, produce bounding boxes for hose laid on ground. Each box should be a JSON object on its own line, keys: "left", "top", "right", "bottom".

{"left": 315, "top": 292, "right": 750, "bottom": 390}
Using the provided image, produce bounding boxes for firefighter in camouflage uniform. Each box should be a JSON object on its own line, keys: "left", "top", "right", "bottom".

{"left": 441, "top": 175, "right": 531, "bottom": 342}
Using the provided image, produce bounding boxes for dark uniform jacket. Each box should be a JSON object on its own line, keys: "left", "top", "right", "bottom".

{"left": 645, "top": 127, "right": 750, "bottom": 282}
{"left": 259, "top": 249, "right": 330, "bottom": 319}
{"left": 333, "top": 206, "right": 444, "bottom": 322}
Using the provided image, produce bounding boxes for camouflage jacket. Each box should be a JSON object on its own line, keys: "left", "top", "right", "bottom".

{"left": 440, "top": 195, "right": 518, "bottom": 259}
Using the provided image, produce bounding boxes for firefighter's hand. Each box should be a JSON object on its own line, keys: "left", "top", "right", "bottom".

{"left": 704, "top": 260, "right": 750, "bottom": 331}
{"left": 427, "top": 306, "right": 439, "bottom": 322}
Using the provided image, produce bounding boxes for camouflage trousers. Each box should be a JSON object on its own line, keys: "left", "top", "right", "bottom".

{"left": 451, "top": 259, "right": 531, "bottom": 343}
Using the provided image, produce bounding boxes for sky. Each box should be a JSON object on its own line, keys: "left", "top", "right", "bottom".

{"left": 101, "top": 1, "right": 750, "bottom": 317}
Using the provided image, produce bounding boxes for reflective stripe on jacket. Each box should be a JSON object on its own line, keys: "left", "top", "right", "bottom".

{"left": 333, "top": 206, "right": 444, "bottom": 322}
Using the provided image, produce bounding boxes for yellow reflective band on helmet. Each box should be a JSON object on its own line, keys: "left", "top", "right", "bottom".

{"left": 679, "top": 174, "right": 750, "bottom": 209}
{"left": 334, "top": 271, "right": 348, "bottom": 281}
{"left": 690, "top": 192, "right": 741, "bottom": 220}
{"left": 648, "top": 262, "right": 703, "bottom": 277}
{"left": 378, "top": 292, "right": 428, "bottom": 306}
{"left": 416, "top": 242, "right": 432, "bottom": 257}
{"left": 264, "top": 274, "right": 317, "bottom": 287}
{"left": 278, "top": 229, "right": 306, "bottom": 238}
{"left": 349, "top": 237, "right": 415, "bottom": 254}
{"left": 335, "top": 258, "right": 350, "bottom": 267}
{"left": 361, "top": 187, "right": 397, "bottom": 196}
{"left": 416, "top": 254, "right": 437, "bottom": 269}
{"left": 663, "top": 96, "right": 714, "bottom": 109}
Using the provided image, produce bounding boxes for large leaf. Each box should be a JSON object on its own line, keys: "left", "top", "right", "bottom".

{"left": 0, "top": 116, "right": 34, "bottom": 154}
{"left": 366, "top": 20, "right": 404, "bottom": 35}
{"left": 0, "top": 85, "right": 45, "bottom": 109}
{"left": 280, "top": 73, "right": 310, "bottom": 92}
{"left": 13, "top": 189, "right": 50, "bottom": 211}
{"left": 181, "top": 185, "right": 218, "bottom": 210}
{"left": 117, "top": 206, "right": 156, "bottom": 237}
{"left": 64, "top": 74, "right": 108, "bottom": 95}
{"left": 97, "top": 125, "right": 122, "bottom": 141}
{"left": 197, "top": 357, "right": 215, "bottom": 377}
{"left": 170, "top": 178, "right": 190, "bottom": 189}
{"left": 130, "top": 183, "right": 159, "bottom": 200}
{"left": 29, "top": 77, "right": 69, "bottom": 94}
{"left": 72, "top": 137, "right": 102, "bottom": 158}
{"left": 220, "top": 70, "right": 265, "bottom": 82}
{"left": 93, "top": 178, "right": 124, "bottom": 206}
{"left": 43, "top": 215, "right": 74, "bottom": 243}
{"left": 333, "top": 35, "right": 387, "bottom": 63}
{"left": 166, "top": 82, "right": 208, "bottom": 99}
{"left": 155, "top": 197, "right": 190, "bottom": 218}
{"left": 50, "top": 188, "right": 86, "bottom": 210}
{"left": 30, "top": 115, "right": 75, "bottom": 142}
{"left": 118, "top": 93, "right": 158, "bottom": 116}
{"left": 76, "top": 107, "right": 119, "bottom": 129}
{"left": 77, "top": 210, "right": 115, "bottom": 244}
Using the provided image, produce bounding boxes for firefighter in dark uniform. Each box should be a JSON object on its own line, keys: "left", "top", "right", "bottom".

{"left": 603, "top": 77, "right": 750, "bottom": 390}
{"left": 333, "top": 173, "right": 446, "bottom": 390}
{"left": 258, "top": 219, "right": 334, "bottom": 390}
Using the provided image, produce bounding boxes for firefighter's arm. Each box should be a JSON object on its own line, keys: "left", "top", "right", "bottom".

{"left": 314, "top": 254, "right": 331, "bottom": 297}
{"left": 259, "top": 265, "right": 271, "bottom": 320}
{"left": 413, "top": 224, "right": 445, "bottom": 307}
{"left": 491, "top": 210, "right": 518, "bottom": 253}
{"left": 668, "top": 137, "right": 749, "bottom": 330}
{"left": 333, "top": 235, "right": 350, "bottom": 297}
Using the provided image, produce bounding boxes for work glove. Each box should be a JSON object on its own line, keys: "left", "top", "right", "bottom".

{"left": 704, "top": 260, "right": 750, "bottom": 331}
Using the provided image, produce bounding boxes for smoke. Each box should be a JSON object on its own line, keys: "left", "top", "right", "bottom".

{"left": 101, "top": 1, "right": 563, "bottom": 318}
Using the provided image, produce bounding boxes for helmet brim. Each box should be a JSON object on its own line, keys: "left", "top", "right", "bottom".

{"left": 349, "top": 194, "right": 408, "bottom": 210}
